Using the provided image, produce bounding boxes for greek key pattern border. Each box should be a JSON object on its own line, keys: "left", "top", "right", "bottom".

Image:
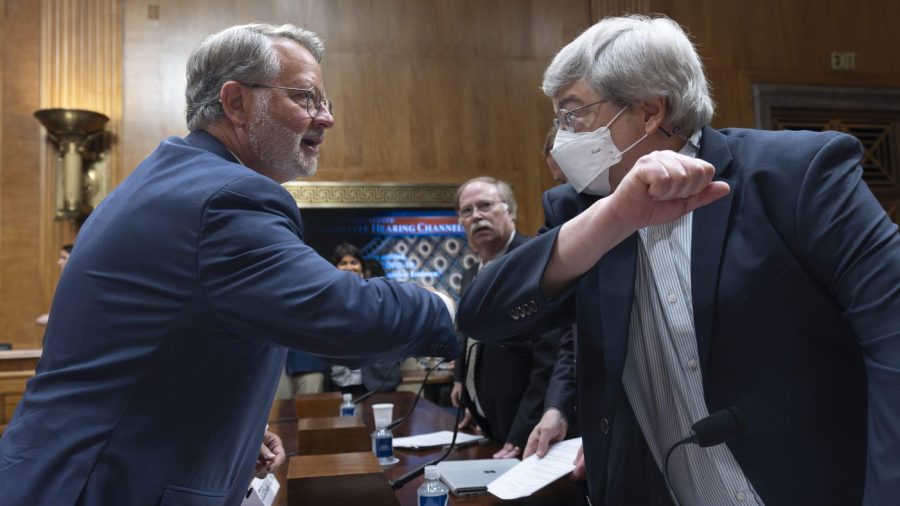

{"left": 283, "top": 182, "right": 457, "bottom": 208}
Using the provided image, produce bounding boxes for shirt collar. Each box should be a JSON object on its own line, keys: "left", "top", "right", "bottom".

{"left": 679, "top": 128, "right": 703, "bottom": 158}
{"left": 479, "top": 230, "right": 516, "bottom": 271}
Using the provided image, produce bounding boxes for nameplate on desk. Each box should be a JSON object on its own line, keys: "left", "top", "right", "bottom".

{"left": 296, "top": 416, "right": 370, "bottom": 455}
{"left": 287, "top": 452, "right": 399, "bottom": 506}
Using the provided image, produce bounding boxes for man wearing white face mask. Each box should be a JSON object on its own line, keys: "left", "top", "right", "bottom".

{"left": 551, "top": 105, "right": 641, "bottom": 195}
{"left": 458, "top": 13, "right": 900, "bottom": 506}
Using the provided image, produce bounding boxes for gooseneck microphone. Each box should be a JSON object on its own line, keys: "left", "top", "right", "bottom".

{"left": 662, "top": 406, "right": 746, "bottom": 506}
{"left": 389, "top": 344, "right": 479, "bottom": 490}
{"left": 386, "top": 358, "right": 449, "bottom": 431}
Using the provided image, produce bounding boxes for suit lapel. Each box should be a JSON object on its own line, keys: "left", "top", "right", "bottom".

{"left": 595, "top": 233, "right": 638, "bottom": 384}
{"left": 460, "top": 265, "right": 477, "bottom": 295}
{"left": 692, "top": 127, "right": 735, "bottom": 371}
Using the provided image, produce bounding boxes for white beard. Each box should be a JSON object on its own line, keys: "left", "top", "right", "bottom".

{"left": 247, "top": 97, "right": 317, "bottom": 182}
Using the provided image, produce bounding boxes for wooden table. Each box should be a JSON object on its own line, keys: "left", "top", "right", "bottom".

{"left": 0, "top": 349, "right": 41, "bottom": 372}
{"left": 269, "top": 391, "right": 587, "bottom": 505}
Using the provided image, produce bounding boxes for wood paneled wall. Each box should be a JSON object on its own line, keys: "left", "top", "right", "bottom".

{"left": 611, "top": 0, "right": 900, "bottom": 129}
{"left": 1, "top": 0, "right": 46, "bottom": 350}
{"left": 0, "top": 0, "right": 121, "bottom": 350}
{"left": 121, "top": 0, "right": 591, "bottom": 227}
{"left": 2, "top": 0, "right": 899, "bottom": 349}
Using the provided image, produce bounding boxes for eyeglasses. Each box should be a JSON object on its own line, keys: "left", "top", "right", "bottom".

{"left": 554, "top": 100, "right": 604, "bottom": 132}
{"left": 243, "top": 83, "right": 334, "bottom": 118}
{"left": 459, "top": 200, "right": 504, "bottom": 220}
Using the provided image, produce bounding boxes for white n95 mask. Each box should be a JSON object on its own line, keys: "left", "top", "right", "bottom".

{"left": 550, "top": 105, "right": 646, "bottom": 196}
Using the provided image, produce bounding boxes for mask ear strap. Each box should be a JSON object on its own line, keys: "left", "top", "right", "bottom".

{"left": 622, "top": 132, "right": 648, "bottom": 154}
{"left": 606, "top": 105, "right": 628, "bottom": 127}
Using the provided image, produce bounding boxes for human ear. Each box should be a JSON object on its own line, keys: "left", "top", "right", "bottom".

{"left": 639, "top": 96, "right": 667, "bottom": 135}
{"left": 219, "top": 81, "right": 251, "bottom": 128}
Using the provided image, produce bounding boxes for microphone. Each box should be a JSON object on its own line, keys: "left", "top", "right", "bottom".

{"left": 389, "top": 343, "right": 479, "bottom": 490}
{"left": 663, "top": 406, "right": 746, "bottom": 506}
{"left": 385, "top": 358, "right": 448, "bottom": 431}
{"left": 688, "top": 406, "right": 746, "bottom": 447}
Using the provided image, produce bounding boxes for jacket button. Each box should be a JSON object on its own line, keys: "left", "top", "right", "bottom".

{"left": 600, "top": 418, "right": 610, "bottom": 434}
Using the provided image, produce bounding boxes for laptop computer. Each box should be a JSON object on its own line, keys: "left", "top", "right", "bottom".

{"left": 436, "top": 458, "right": 519, "bottom": 496}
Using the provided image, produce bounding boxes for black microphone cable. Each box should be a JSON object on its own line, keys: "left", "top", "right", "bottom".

{"left": 389, "top": 342, "right": 479, "bottom": 489}
{"left": 386, "top": 357, "right": 449, "bottom": 431}
{"left": 663, "top": 435, "right": 692, "bottom": 506}
{"left": 351, "top": 360, "right": 402, "bottom": 405}
{"left": 662, "top": 406, "right": 746, "bottom": 506}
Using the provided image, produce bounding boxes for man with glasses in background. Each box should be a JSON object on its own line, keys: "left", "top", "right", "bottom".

{"left": 451, "top": 177, "right": 568, "bottom": 460}
{"left": 0, "top": 23, "right": 458, "bottom": 505}
{"left": 458, "top": 14, "right": 900, "bottom": 506}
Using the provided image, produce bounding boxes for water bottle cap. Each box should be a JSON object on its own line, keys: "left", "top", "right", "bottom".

{"left": 342, "top": 393, "right": 352, "bottom": 402}
{"left": 424, "top": 465, "right": 440, "bottom": 480}
{"left": 372, "top": 403, "right": 393, "bottom": 428}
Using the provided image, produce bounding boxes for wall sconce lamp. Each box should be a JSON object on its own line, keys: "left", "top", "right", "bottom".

{"left": 34, "top": 108, "right": 110, "bottom": 221}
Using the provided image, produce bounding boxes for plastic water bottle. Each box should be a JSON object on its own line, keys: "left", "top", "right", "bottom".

{"left": 339, "top": 393, "right": 356, "bottom": 416}
{"left": 371, "top": 403, "right": 399, "bottom": 466}
{"left": 416, "top": 465, "right": 449, "bottom": 506}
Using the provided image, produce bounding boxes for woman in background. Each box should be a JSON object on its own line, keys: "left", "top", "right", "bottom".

{"left": 328, "top": 243, "right": 402, "bottom": 396}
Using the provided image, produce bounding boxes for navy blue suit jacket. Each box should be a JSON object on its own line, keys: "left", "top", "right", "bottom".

{"left": 0, "top": 131, "right": 457, "bottom": 505}
{"left": 458, "top": 127, "right": 900, "bottom": 505}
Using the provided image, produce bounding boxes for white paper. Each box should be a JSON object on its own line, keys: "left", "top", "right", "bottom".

{"left": 392, "top": 430, "right": 485, "bottom": 449}
{"left": 240, "top": 474, "right": 280, "bottom": 506}
{"left": 487, "top": 437, "right": 582, "bottom": 500}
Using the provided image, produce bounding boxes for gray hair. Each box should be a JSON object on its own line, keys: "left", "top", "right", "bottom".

{"left": 185, "top": 23, "right": 325, "bottom": 131}
{"left": 542, "top": 15, "right": 714, "bottom": 132}
{"left": 454, "top": 177, "right": 518, "bottom": 220}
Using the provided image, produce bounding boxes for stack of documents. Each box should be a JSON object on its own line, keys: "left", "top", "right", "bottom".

{"left": 487, "top": 437, "right": 582, "bottom": 500}
{"left": 392, "top": 431, "right": 485, "bottom": 449}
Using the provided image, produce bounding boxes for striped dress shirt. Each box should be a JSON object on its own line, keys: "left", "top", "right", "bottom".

{"left": 621, "top": 131, "right": 763, "bottom": 505}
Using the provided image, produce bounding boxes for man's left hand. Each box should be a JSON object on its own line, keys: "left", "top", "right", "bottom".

{"left": 492, "top": 442, "right": 521, "bottom": 459}
{"left": 255, "top": 430, "right": 286, "bottom": 478}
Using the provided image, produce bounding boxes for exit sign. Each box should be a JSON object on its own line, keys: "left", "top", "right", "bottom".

{"left": 831, "top": 52, "right": 856, "bottom": 70}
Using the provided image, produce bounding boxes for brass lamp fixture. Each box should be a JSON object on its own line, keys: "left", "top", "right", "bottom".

{"left": 34, "top": 108, "right": 110, "bottom": 221}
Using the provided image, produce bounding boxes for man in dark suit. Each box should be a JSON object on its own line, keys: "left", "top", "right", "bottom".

{"left": 450, "top": 177, "right": 562, "bottom": 459}
{"left": 0, "top": 23, "right": 457, "bottom": 505}
{"left": 458, "top": 14, "right": 900, "bottom": 506}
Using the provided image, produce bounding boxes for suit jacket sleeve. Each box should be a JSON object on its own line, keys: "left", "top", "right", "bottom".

{"left": 457, "top": 226, "right": 580, "bottom": 342}
{"left": 197, "top": 175, "right": 458, "bottom": 367}
{"left": 788, "top": 134, "right": 900, "bottom": 504}
{"left": 543, "top": 323, "right": 576, "bottom": 424}
{"left": 504, "top": 326, "right": 563, "bottom": 448}
{"left": 538, "top": 189, "right": 579, "bottom": 424}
